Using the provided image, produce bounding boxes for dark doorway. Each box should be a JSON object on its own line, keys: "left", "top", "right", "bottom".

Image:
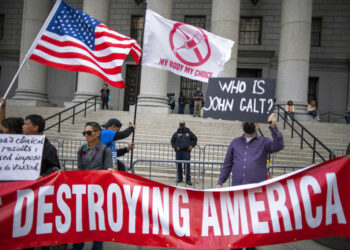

{"left": 308, "top": 77, "right": 319, "bottom": 104}
{"left": 124, "top": 65, "right": 140, "bottom": 111}
{"left": 180, "top": 77, "right": 202, "bottom": 104}
{"left": 237, "top": 68, "right": 262, "bottom": 78}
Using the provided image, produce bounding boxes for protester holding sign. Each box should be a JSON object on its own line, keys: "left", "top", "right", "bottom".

{"left": 217, "top": 113, "right": 284, "bottom": 187}
{"left": 23, "top": 114, "right": 61, "bottom": 177}
{"left": 217, "top": 113, "right": 284, "bottom": 250}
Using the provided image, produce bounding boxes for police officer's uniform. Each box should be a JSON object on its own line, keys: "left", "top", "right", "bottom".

{"left": 171, "top": 123, "right": 197, "bottom": 185}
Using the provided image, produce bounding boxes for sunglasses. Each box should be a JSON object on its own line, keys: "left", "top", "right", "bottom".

{"left": 82, "top": 130, "right": 94, "bottom": 136}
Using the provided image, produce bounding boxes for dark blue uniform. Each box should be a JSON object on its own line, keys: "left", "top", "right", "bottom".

{"left": 171, "top": 127, "right": 197, "bottom": 184}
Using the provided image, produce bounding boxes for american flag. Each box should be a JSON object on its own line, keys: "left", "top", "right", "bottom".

{"left": 29, "top": 0, "right": 142, "bottom": 88}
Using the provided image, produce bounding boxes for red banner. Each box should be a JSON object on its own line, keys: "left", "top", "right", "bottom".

{"left": 0, "top": 156, "right": 350, "bottom": 249}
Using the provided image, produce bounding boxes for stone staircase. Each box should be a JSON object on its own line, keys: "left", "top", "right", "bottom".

{"left": 6, "top": 105, "right": 350, "bottom": 188}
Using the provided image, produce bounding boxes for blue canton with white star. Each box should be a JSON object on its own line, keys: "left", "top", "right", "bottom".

{"left": 47, "top": 1, "right": 101, "bottom": 50}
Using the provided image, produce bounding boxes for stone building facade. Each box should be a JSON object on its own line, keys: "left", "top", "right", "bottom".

{"left": 0, "top": 0, "right": 349, "bottom": 121}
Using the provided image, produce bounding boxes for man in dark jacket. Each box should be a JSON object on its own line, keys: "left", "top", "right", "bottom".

{"left": 171, "top": 122, "right": 197, "bottom": 185}
{"left": 22, "top": 114, "right": 61, "bottom": 177}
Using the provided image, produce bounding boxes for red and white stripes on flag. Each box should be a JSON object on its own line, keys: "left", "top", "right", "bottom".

{"left": 29, "top": 0, "right": 141, "bottom": 88}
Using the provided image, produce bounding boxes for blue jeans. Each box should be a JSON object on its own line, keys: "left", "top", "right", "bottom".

{"left": 345, "top": 113, "right": 350, "bottom": 123}
{"left": 284, "top": 112, "right": 294, "bottom": 119}
{"left": 72, "top": 241, "right": 103, "bottom": 250}
{"left": 309, "top": 111, "right": 317, "bottom": 119}
{"left": 190, "top": 104, "right": 194, "bottom": 115}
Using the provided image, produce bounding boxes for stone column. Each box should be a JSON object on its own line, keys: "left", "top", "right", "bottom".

{"left": 137, "top": 0, "right": 172, "bottom": 113}
{"left": 211, "top": 0, "right": 240, "bottom": 77}
{"left": 276, "top": 0, "right": 313, "bottom": 115}
{"left": 70, "top": 0, "right": 111, "bottom": 105}
{"left": 11, "top": 0, "right": 52, "bottom": 106}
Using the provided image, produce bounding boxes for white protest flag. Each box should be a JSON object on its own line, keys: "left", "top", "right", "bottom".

{"left": 142, "top": 9, "right": 234, "bottom": 83}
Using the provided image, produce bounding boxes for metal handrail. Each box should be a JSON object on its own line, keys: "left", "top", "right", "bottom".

{"left": 131, "top": 159, "right": 225, "bottom": 189}
{"left": 319, "top": 111, "right": 345, "bottom": 123}
{"left": 276, "top": 104, "right": 335, "bottom": 163}
{"left": 44, "top": 95, "right": 99, "bottom": 132}
{"left": 267, "top": 165, "right": 305, "bottom": 177}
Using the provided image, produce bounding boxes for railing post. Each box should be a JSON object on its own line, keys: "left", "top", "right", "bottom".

{"left": 283, "top": 116, "right": 286, "bottom": 129}
{"left": 72, "top": 107, "right": 75, "bottom": 124}
{"left": 291, "top": 119, "right": 294, "bottom": 138}
{"left": 277, "top": 105, "right": 280, "bottom": 122}
{"left": 312, "top": 138, "right": 316, "bottom": 163}
{"left": 300, "top": 128, "right": 304, "bottom": 149}
{"left": 94, "top": 96, "right": 97, "bottom": 112}
{"left": 328, "top": 112, "right": 330, "bottom": 123}
{"left": 84, "top": 101, "right": 87, "bottom": 117}
{"left": 58, "top": 113, "right": 61, "bottom": 133}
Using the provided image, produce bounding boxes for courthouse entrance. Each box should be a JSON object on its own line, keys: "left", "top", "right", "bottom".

{"left": 124, "top": 65, "right": 140, "bottom": 111}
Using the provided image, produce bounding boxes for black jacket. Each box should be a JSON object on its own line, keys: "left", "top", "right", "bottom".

{"left": 171, "top": 127, "right": 197, "bottom": 151}
{"left": 117, "top": 147, "right": 129, "bottom": 157}
{"left": 113, "top": 126, "right": 134, "bottom": 141}
{"left": 41, "top": 138, "right": 61, "bottom": 176}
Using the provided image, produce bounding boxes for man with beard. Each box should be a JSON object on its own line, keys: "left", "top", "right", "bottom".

{"left": 171, "top": 122, "right": 197, "bottom": 185}
{"left": 216, "top": 113, "right": 284, "bottom": 250}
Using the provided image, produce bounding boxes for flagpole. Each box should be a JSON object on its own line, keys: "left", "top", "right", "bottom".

{"left": 129, "top": 0, "right": 147, "bottom": 173}
{"left": 0, "top": 0, "right": 62, "bottom": 107}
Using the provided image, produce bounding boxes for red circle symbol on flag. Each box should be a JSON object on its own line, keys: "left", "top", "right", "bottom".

{"left": 169, "top": 23, "right": 211, "bottom": 67}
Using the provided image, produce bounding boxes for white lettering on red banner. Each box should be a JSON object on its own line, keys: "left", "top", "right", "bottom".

{"left": 0, "top": 157, "right": 349, "bottom": 249}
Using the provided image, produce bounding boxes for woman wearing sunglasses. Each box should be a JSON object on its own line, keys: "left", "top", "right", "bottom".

{"left": 75, "top": 122, "right": 113, "bottom": 250}
{"left": 77, "top": 121, "right": 114, "bottom": 171}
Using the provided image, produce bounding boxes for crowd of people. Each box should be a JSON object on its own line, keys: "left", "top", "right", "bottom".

{"left": 167, "top": 87, "right": 204, "bottom": 116}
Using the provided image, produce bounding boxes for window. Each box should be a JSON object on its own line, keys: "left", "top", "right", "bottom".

{"left": 130, "top": 16, "right": 144, "bottom": 45}
{"left": 180, "top": 77, "right": 202, "bottom": 104}
{"left": 0, "top": 15, "right": 4, "bottom": 40}
{"left": 308, "top": 77, "right": 319, "bottom": 104}
{"left": 179, "top": 16, "right": 206, "bottom": 103}
{"left": 311, "top": 18, "right": 322, "bottom": 47}
{"left": 239, "top": 17, "right": 262, "bottom": 45}
{"left": 184, "top": 16, "right": 206, "bottom": 29}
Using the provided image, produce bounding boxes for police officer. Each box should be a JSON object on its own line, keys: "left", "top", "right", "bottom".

{"left": 171, "top": 122, "right": 197, "bottom": 185}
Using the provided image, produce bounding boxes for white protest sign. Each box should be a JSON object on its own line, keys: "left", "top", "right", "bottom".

{"left": 0, "top": 134, "right": 45, "bottom": 181}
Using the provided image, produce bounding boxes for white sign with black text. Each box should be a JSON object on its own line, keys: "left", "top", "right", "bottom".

{"left": 0, "top": 134, "right": 45, "bottom": 181}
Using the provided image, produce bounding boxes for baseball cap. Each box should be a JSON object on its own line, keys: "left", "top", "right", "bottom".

{"left": 102, "top": 118, "right": 122, "bottom": 128}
